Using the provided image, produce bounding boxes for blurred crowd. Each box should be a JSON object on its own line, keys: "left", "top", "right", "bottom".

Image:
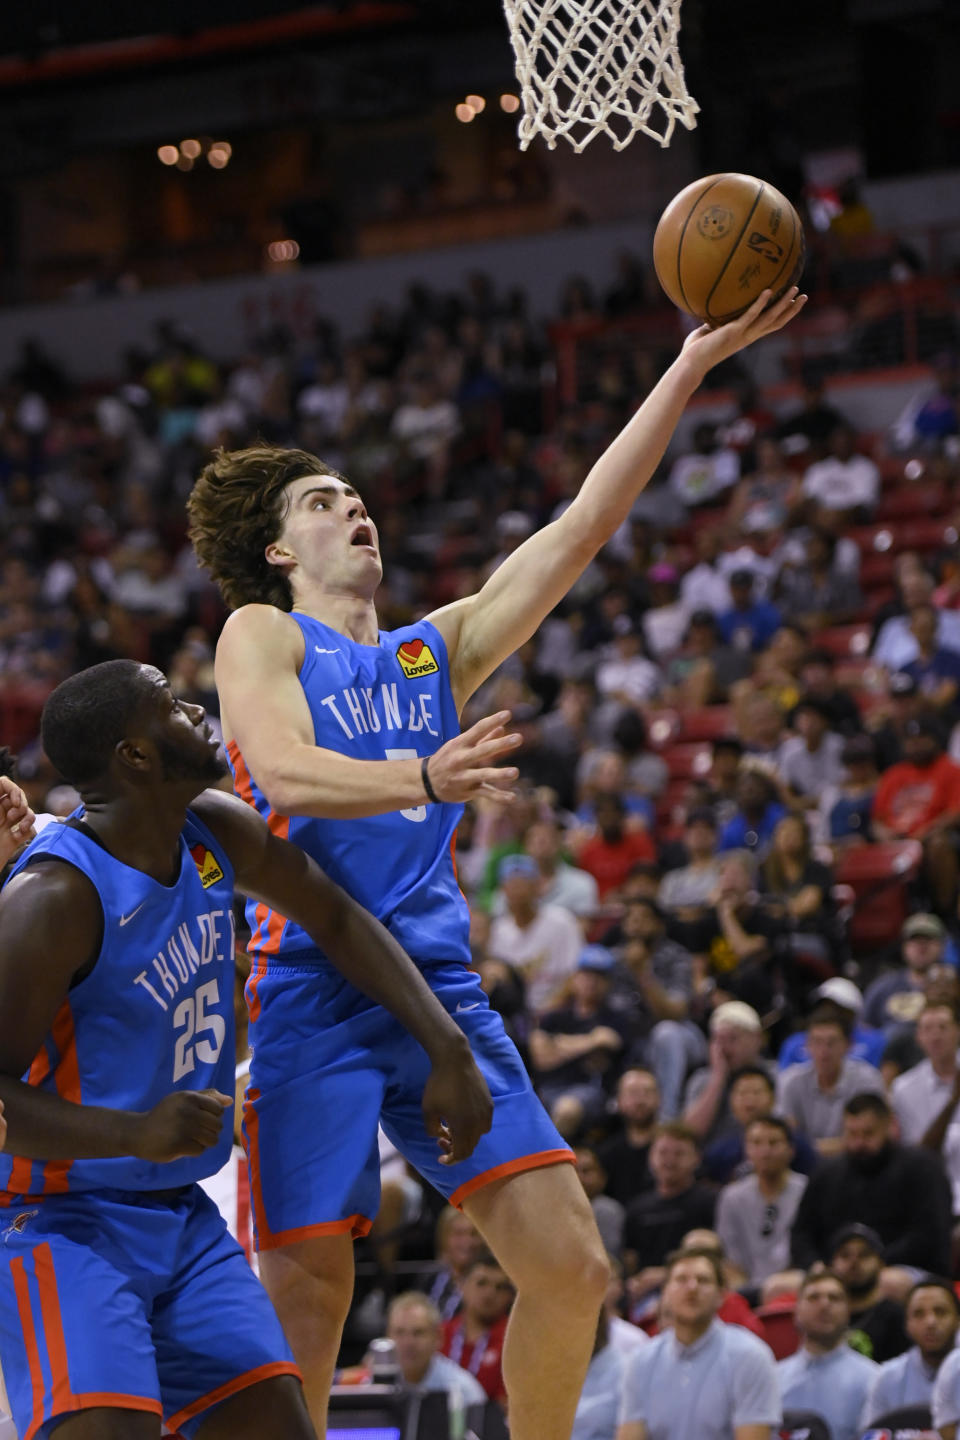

{"left": 3, "top": 260, "right": 960, "bottom": 1439}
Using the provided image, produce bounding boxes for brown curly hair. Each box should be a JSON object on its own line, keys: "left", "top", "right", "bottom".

{"left": 187, "top": 444, "right": 343, "bottom": 611}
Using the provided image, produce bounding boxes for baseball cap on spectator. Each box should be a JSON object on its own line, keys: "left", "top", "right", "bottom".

{"left": 904, "top": 716, "right": 946, "bottom": 742}
{"left": 648, "top": 562, "right": 678, "bottom": 585}
{"left": 709, "top": 1001, "right": 762, "bottom": 1034}
{"left": 729, "top": 569, "right": 755, "bottom": 589}
{"left": 902, "top": 912, "right": 947, "bottom": 941}
{"left": 888, "top": 671, "right": 918, "bottom": 697}
{"left": 813, "top": 978, "right": 863, "bottom": 1016}
{"left": 577, "top": 945, "right": 615, "bottom": 974}
{"left": 498, "top": 854, "right": 539, "bottom": 883}
{"left": 841, "top": 734, "right": 876, "bottom": 767}
{"left": 829, "top": 1223, "right": 884, "bottom": 1257}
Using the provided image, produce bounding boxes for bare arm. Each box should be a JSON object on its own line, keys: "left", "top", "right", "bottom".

{"left": 0, "top": 864, "right": 229, "bottom": 1163}
{"left": 428, "top": 288, "right": 806, "bottom": 708}
{"left": 616, "top": 1425, "right": 648, "bottom": 1440}
{"left": 734, "top": 1427, "right": 772, "bottom": 1440}
{"left": 215, "top": 605, "right": 521, "bottom": 817}
{"left": 683, "top": 1040, "right": 729, "bottom": 1139}
{"left": 528, "top": 1026, "right": 622, "bottom": 1073}
{"left": 716, "top": 901, "right": 768, "bottom": 960}
{"left": 194, "top": 789, "right": 493, "bottom": 1160}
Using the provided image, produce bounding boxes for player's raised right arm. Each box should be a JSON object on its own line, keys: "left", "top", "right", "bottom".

{"left": 0, "top": 863, "right": 229, "bottom": 1164}
{"left": 215, "top": 604, "right": 520, "bottom": 817}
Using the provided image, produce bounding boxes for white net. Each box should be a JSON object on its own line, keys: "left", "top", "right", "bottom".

{"left": 502, "top": 0, "right": 699, "bottom": 152}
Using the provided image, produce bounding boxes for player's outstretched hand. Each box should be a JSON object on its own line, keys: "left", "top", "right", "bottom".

{"left": 424, "top": 710, "right": 522, "bottom": 806}
{"left": 0, "top": 775, "right": 36, "bottom": 866}
{"left": 680, "top": 285, "right": 808, "bottom": 379}
{"left": 422, "top": 1048, "right": 493, "bottom": 1166}
{"left": 134, "top": 1089, "right": 232, "bottom": 1163}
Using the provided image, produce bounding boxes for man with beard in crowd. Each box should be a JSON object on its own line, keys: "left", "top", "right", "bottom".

{"left": 862, "top": 1277, "right": 960, "bottom": 1424}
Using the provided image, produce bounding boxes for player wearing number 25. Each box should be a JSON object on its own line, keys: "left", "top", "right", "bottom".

{"left": 187, "top": 283, "right": 806, "bottom": 1440}
{"left": 0, "top": 658, "right": 491, "bottom": 1440}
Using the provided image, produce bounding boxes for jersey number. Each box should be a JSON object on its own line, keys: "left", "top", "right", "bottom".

{"left": 173, "top": 979, "right": 226, "bottom": 1082}
{"left": 385, "top": 748, "right": 427, "bottom": 823}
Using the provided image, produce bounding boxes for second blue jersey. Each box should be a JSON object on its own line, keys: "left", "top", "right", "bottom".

{"left": 227, "top": 612, "right": 471, "bottom": 970}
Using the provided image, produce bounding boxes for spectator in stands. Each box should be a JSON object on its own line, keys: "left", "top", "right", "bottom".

{"left": 603, "top": 1258, "right": 649, "bottom": 1357}
{"left": 663, "top": 610, "right": 752, "bottom": 708}
{"left": 487, "top": 853, "right": 582, "bottom": 1014}
{"left": 385, "top": 1292, "right": 487, "bottom": 1408}
{"left": 830, "top": 1225, "right": 911, "bottom": 1364}
{"left": 677, "top": 1228, "right": 767, "bottom": 1340}
{"left": 680, "top": 530, "right": 733, "bottom": 616}
{"left": 777, "top": 1006, "right": 886, "bottom": 1154}
{"left": 522, "top": 817, "right": 599, "bottom": 922}
{"left": 777, "top": 979, "right": 886, "bottom": 1071}
{"left": 529, "top": 945, "right": 630, "bottom": 1139}
{"left": 715, "top": 1115, "right": 807, "bottom": 1288}
{"left": 777, "top": 1269, "right": 879, "bottom": 1440}
{"left": 726, "top": 435, "right": 797, "bottom": 536}
{"left": 642, "top": 564, "right": 688, "bottom": 661}
{"left": 816, "top": 733, "right": 878, "bottom": 849}
{"left": 667, "top": 423, "right": 740, "bottom": 510}
{"left": 597, "top": 1067, "right": 659, "bottom": 1207}
{"left": 798, "top": 648, "right": 863, "bottom": 737}
{"left": 694, "top": 854, "right": 782, "bottom": 1013}
{"left": 659, "top": 808, "right": 722, "bottom": 918}
{"left": 701, "top": 737, "right": 745, "bottom": 828}
{"left": 873, "top": 566, "right": 960, "bottom": 672}
{"left": 718, "top": 770, "right": 788, "bottom": 857}
{"left": 777, "top": 703, "right": 847, "bottom": 807}
{"left": 440, "top": 1251, "right": 514, "bottom": 1405}
{"left": 900, "top": 602, "right": 960, "bottom": 717}
{"left": 575, "top": 793, "right": 656, "bottom": 901}
{"left": 684, "top": 1002, "right": 770, "bottom": 1146}
{"left": 933, "top": 1336, "right": 960, "bottom": 1439}
{"left": 775, "top": 529, "right": 862, "bottom": 630}
{"left": 595, "top": 615, "right": 661, "bottom": 707}
{"left": 761, "top": 815, "right": 837, "bottom": 976}
{"left": 863, "top": 912, "right": 949, "bottom": 1036}
{"left": 420, "top": 1208, "right": 485, "bottom": 1322}
{"left": 622, "top": 1125, "right": 715, "bottom": 1315}
{"left": 789, "top": 1094, "right": 952, "bottom": 1277}
{"left": 616, "top": 1247, "right": 780, "bottom": 1440}
{"left": 862, "top": 1278, "right": 960, "bottom": 1426}
{"left": 891, "top": 1000, "right": 960, "bottom": 1144}
{"left": 734, "top": 625, "right": 808, "bottom": 722}
{"left": 608, "top": 897, "right": 705, "bottom": 1118}
{"left": 572, "top": 1312, "right": 628, "bottom": 1440}
{"left": 777, "top": 378, "right": 849, "bottom": 454}
{"left": 801, "top": 425, "right": 880, "bottom": 517}
{"left": 871, "top": 716, "right": 960, "bottom": 915}
{"left": 891, "top": 353, "right": 960, "bottom": 453}
{"left": 703, "top": 1064, "right": 818, "bottom": 1183}
{"left": 718, "top": 569, "right": 782, "bottom": 654}
{"left": 575, "top": 1146, "right": 625, "bottom": 1258}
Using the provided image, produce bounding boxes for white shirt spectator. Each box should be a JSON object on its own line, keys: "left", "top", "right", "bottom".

{"left": 488, "top": 902, "right": 582, "bottom": 1013}
{"left": 414, "top": 1352, "right": 487, "bottom": 1407}
{"left": 595, "top": 654, "right": 661, "bottom": 705}
{"left": 715, "top": 1171, "right": 808, "bottom": 1284}
{"left": 776, "top": 1057, "right": 886, "bottom": 1144}
{"left": 643, "top": 603, "right": 689, "bottom": 660}
{"left": 297, "top": 376, "right": 350, "bottom": 435}
{"left": 668, "top": 447, "right": 740, "bottom": 507}
{"left": 802, "top": 453, "right": 880, "bottom": 511}
{"left": 873, "top": 611, "right": 960, "bottom": 669}
{"left": 862, "top": 1344, "right": 948, "bottom": 1428}
{"left": 607, "top": 1317, "right": 650, "bottom": 1357}
{"left": 573, "top": 1343, "right": 626, "bottom": 1440}
{"left": 778, "top": 1344, "right": 878, "bottom": 1440}
{"left": 933, "top": 1345, "right": 960, "bottom": 1433}
{"left": 390, "top": 396, "right": 460, "bottom": 460}
{"left": 892, "top": 1056, "right": 960, "bottom": 1145}
{"left": 776, "top": 731, "right": 846, "bottom": 797}
{"left": 681, "top": 563, "right": 732, "bottom": 616}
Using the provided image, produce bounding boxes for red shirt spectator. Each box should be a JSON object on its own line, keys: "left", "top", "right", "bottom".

{"left": 439, "top": 1252, "right": 514, "bottom": 1403}
{"left": 872, "top": 718, "right": 960, "bottom": 838}
{"left": 577, "top": 793, "right": 656, "bottom": 899}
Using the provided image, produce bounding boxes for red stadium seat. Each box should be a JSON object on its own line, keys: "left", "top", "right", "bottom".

{"left": 835, "top": 841, "right": 923, "bottom": 952}
{"left": 876, "top": 483, "right": 948, "bottom": 521}
{"left": 859, "top": 551, "right": 896, "bottom": 589}
{"left": 808, "top": 625, "right": 871, "bottom": 658}
{"left": 754, "top": 1301, "right": 800, "bottom": 1360}
{"left": 677, "top": 706, "right": 735, "bottom": 743}
{"left": 660, "top": 743, "right": 713, "bottom": 782}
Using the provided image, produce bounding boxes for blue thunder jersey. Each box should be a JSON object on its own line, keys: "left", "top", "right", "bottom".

{"left": 0, "top": 810, "right": 237, "bottom": 1200}
{"left": 227, "top": 612, "right": 470, "bottom": 970}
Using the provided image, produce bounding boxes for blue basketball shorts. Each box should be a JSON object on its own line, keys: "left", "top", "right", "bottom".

{"left": 242, "top": 957, "right": 573, "bottom": 1250}
{"left": 0, "top": 1183, "right": 299, "bottom": 1440}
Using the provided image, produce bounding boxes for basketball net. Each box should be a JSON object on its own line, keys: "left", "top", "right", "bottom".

{"left": 502, "top": 0, "right": 699, "bottom": 152}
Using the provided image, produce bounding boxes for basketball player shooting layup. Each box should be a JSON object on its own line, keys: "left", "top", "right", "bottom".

{"left": 0, "top": 660, "right": 492, "bottom": 1440}
{"left": 187, "top": 285, "right": 806, "bottom": 1439}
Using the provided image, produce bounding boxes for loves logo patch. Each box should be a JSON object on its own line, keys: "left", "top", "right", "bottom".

{"left": 190, "top": 843, "right": 224, "bottom": 889}
{"left": 396, "top": 637, "right": 440, "bottom": 679}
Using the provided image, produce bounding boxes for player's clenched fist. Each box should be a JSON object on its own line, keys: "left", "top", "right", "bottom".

{"left": 133, "top": 1089, "right": 232, "bottom": 1162}
{"left": 424, "top": 710, "right": 522, "bottom": 805}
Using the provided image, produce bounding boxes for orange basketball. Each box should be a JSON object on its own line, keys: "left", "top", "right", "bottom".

{"left": 653, "top": 172, "right": 805, "bottom": 325}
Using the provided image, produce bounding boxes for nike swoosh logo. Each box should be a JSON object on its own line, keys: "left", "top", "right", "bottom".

{"left": 455, "top": 1001, "right": 480, "bottom": 1013}
{"left": 314, "top": 646, "right": 341, "bottom": 654}
{"left": 119, "top": 903, "right": 145, "bottom": 926}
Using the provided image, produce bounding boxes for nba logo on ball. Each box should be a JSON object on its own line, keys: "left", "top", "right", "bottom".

{"left": 396, "top": 638, "right": 439, "bottom": 679}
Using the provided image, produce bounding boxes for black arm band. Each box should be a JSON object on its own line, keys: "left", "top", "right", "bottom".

{"left": 421, "top": 756, "right": 441, "bottom": 805}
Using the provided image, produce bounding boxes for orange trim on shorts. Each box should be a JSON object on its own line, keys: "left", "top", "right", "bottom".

{"left": 41, "top": 1003, "right": 83, "bottom": 1195}
{"left": 255, "top": 1213, "right": 373, "bottom": 1252}
{"left": 164, "top": 1360, "right": 302, "bottom": 1432}
{"left": 10, "top": 1256, "right": 44, "bottom": 1440}
{"left": 449, "top": 1148, "right": 575, "bottom": 1209}
{"left": 0, "top": 1046, "right": 53, "bottom": 1203}
{"left": 24, "top": 1394, "right": 162, "bottom": 1440}
{"left": 34, "top": 1242, "right": 75, "bottom": 1413}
